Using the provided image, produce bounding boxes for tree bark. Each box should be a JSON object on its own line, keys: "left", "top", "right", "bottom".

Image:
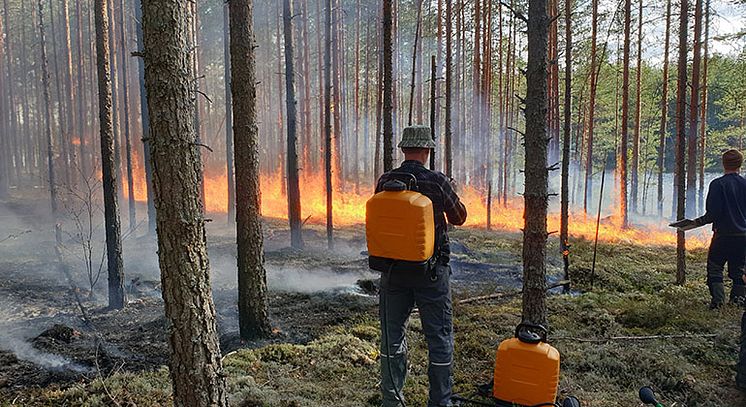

{"left": 134, "top": 0, "right": 156, "bottom": 235}
{"left": 324, "top": 0, "right": 334, "bottom": 249}
{"left": 117, "top": 0, "right": 136, "bottom": 231}
{"left": 657, "top": 0, "right": 672, "bottom": 217}
{"left": 61, "top": 0, "right": 78, "bottom": 181}
{"left": 224, "top": 4, "right": 235, "bottom": 223}
{"left": 407, "top": 1, "right": 422, "bottom": 126}
{"left": 430, "top": 54, "right": 437, "bottom": 170}
{"left": 687, "top": 0, "right": 703, "bottom": 218}
{"left": 583, "top": 0, "right": 598, "bottom": 213}
{"left": 37, "top": 0, "right": 59, "bottom": 219}
{"left": 675, "top": 0, "right": 688, "bottom": 285}
{"left": 561, "top": 0, "right": 573, "bottom": 286}
{"left": 228, "top": 0, "right": 273, "bottom": 341}
{"left": 141, "top": 0, "right": 228, "bottom": 404}
{"left": 382, "top": 0, "right": 394, "bottom": 172}
{"left": 444, "top": 0, "right": 453, "bottom": 178}
{"left": 0, "top": 8, "right": 8, "bottom": 198}
{"left": 522, "top": 0, "right": 550, "bottom": 327}
{"left": 75, "top": 0, "right": 88, "bottom": 177}
{"left": 698, "top": 0, "right": 710, "bottom": 211}
{"left": 283, "top": 0, "right": 303, "bottom": 249}
{"left": 631, "top": 0, "right": 643, "bottom": 213}
{"left": 94, "top": 0, "right": 125, "bottom": 310}
{"left": 620, "top": 0, "right": 631, "bottom": 227}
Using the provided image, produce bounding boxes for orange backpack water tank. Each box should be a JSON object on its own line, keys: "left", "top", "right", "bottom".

{"left": 493, "top": 324, "right": 560, "bottom": 406}
{"left": 366, "top": 179, "right": 435, "bottom": 272}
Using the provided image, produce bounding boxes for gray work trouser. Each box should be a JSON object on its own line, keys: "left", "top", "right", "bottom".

{"left": 379, "top": 263, "right": 454, "bottom": 407}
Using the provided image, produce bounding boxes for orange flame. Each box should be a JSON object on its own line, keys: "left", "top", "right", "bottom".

{"left": 123, "top": 165, "right": 708, "bottom": 249}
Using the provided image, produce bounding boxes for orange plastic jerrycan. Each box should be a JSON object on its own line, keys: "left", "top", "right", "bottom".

{"left": 493, "top": 323, "right": 560, "bottom": 406}
{"left": 365, "top": 178, "right": 435, "bottom": 272}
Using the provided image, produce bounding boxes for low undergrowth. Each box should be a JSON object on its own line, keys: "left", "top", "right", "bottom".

{"left": 5, "top": 229, "right": 746, "bottom": 406}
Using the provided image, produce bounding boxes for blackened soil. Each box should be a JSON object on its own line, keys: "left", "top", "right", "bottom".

{"left": 0, "top": 199, "right": 525, "bottom": 399}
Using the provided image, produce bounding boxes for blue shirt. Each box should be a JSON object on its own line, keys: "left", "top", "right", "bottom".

{"left": 696, "top": 173, "right": 746, "bottom": 236}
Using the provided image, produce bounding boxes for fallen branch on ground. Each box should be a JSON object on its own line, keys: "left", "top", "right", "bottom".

{"left": 553, "top": 333, "right": 718, "bottom": 343}
{"left": 0, "top": 230, "right": 31, "bottom": 244}
{"left": 456, "top": 280, "right": 571, "bottom": 305}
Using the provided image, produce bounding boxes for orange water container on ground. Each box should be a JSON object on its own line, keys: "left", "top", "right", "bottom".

{"left": 493, "top": 323, "right": 560, "bottom": 406}
{"left": 366, "top": 179, "right": 435, "bottom": 272}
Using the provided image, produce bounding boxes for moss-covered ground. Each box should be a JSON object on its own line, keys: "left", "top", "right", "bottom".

{"left": 4, "top": 228, "right": 746, "bottom": 407}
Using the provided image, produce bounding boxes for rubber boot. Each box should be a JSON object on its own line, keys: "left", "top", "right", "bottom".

{"left": 709, "top": 282, "right": 726, "bottom": 309}
{"left": 731, "top": 285, "right": 746, "bottom": 307}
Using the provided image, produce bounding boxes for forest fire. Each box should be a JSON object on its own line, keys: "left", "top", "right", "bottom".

{"left": 124, "top": 165, "right": 708, "bottom": 249}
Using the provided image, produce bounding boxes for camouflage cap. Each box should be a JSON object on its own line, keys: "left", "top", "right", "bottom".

{"left": 398, "top": 126, "right": 436, "bottom": 149}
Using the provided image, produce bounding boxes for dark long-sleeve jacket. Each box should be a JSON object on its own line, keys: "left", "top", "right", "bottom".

{"left": 376, "top": 160, "right": 468, "bottom": 258}
{"left": 695, "top": 173, "right": 746, "bottom": 236}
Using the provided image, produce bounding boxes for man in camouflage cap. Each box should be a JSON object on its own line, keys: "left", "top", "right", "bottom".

{"left": 375, "top": 126, "right": 467, "bottom": 406}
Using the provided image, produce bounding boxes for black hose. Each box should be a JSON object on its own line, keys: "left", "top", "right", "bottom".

{"left": 382, "top": 264, "right": 406, "bottom": 407}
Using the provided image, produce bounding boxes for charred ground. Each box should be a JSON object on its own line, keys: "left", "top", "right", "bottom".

{"left": 0, "top": 196, "right": 745, "bottom": 406}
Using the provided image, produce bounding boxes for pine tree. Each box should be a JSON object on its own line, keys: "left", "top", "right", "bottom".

{"left": 229, "top": 0, "right": 272, "bottom": 340}
{"left": 141, "top": 0, "right": 228, "bottom": 403}
{"left": 283, "top": 0, "right": 303, "bottom": 249}
{"left": 675, "top": 0, "right": 689, "bottom": 285}
{"left": 523, "top": 0, "right": 550, "bottom": 326}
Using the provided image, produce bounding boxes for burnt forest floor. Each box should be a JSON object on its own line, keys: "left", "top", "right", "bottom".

{"left": 0, "top": 194, "right": 745, "bottom": 406}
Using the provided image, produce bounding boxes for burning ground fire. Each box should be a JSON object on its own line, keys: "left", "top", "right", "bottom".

{"left": 125, "top": 163, "right": 708, "bottom": 249}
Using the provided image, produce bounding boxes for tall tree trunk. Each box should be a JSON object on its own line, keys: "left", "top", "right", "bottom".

{"left": 374, "top": 25, "right": 383, "bottom": 180}
{"left": 300, "top": 0, "right": 313, "bottom": 175}
{"left": 658, "top": 0, "right": 672, "bottom": 217}
{"left": 698, "top": 0, "right": 710, "bottom": 211}
{"left": 407, "top": 1, "right": 422, "bottom": 126}
{"left": 224, "top": 4, "right": 235, "bottom": 223}
{"left": 523, "top": 0, "right": 550, "bottom": 327}
{"left": 61, "top": 0, "right": 78, "bottom": 182}
{"left": 117, "top": 0, "right": 136, "bottom": 231}
{"left": 430, "top": 54, "right": 437, "bottom": 170}
{"left": 49, "top": 0, "right": 71, "bottom": 186}
{"left": 75, "top": 0, "right": 88, "bottom": 177}
{"left": 37, "top": 0, "right": 59, "bottom": 220}
{"left": 229, "top": 0, "right": 272, "bottom": 341}
{"left": 620, "top": 0, "right": 631, "bottom": 227}
{"left": 192, "top": 2, "right": 206, "bottom": 210}
{"left": 472, "top": 0, "right": 481, "bottom": 185}
{"left": 631, "top": 0, "right": 643, "bottom": 213}
{"left": 94, "top": 0, "right": 125, "bottom": 310}
{"left": 561, "top": 0, "right": 572, "bottom": 286}
{"left": 0, "top": 8, "right": 8, "bottom": 199}
{"left": 324, "top": 0, "right": 334, "bottom": 249}
{"left": 353, "top": 0, "right": 361, "bottom": 192}
{"left": 382, "top": 0, "right": 394, "bottom": 172}
{"left": 142, "top": 1, "right": 228, "bottom": 404}
{"left": 134, "top": 0, "right": 156, "bottom": 235}
{"left": 675, "top": 0, "right": 688, "bottom": 285}
{"left": 283, "top": 0, "right": 303, "bottom": 249}
{"left": 687, "top": 0, "right": 703, "bottom": 218}
{"left": 4, "top": 0, "right": 19, "bottom": 187}
{"left": 444, "top": 0, "right": 453, "bottom": 178}
{"left": 583, "top": 0, "right": 598, "bottom": 213}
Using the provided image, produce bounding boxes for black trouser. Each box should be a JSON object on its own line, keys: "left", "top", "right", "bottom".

{"left": 706, "top": 235, "right": 746, "bottom": 287}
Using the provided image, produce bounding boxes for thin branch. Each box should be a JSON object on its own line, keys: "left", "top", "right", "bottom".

{"left": 554, "top": 333, "right": 718, "bottom": 343}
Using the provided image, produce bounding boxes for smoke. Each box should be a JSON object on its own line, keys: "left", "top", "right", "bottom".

{"left": 0, "top": 300, "right": 87, "bottom": 372}
{"left": 267, "top": 266, "right": 376, "bottom": 294}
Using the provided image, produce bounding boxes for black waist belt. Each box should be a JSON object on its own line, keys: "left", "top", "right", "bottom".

{"left": 369, "top": 255, "right": 438, "bottom": 273}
